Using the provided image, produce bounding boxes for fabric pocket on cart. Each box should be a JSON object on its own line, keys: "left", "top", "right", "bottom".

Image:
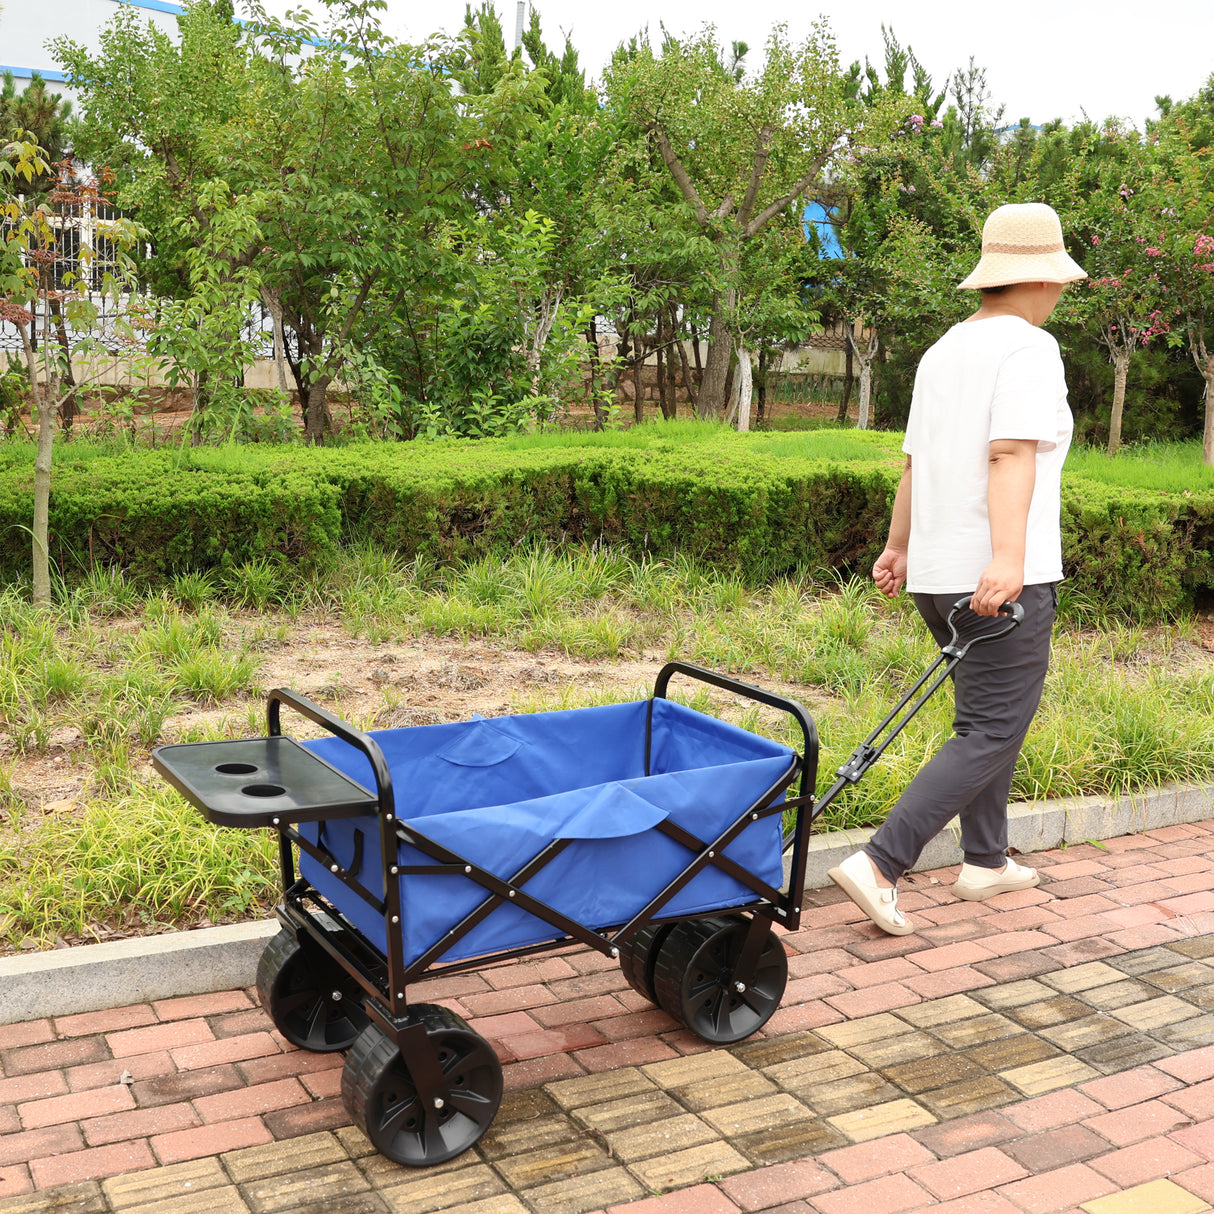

{"left": 435, "top": 719, "right": 523, "bottom": 768}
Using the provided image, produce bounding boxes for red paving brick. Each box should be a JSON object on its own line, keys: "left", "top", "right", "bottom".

{"left": 1158, "top": 1044, "right": 1214, "bottom": 1083}
{"left": 1078, "top": 1064, "right": 1183, "bottom": 1110}
{"left": 151, "top": 991, "right": 252, "bottom": 1021}
{"left": 1162, "top": 1077, "right": 1214, "bottom": 1121}
{"left": 0, "top": 1021, "right": 54, "bottom": 1050}
{"left": 1082, "top": 1099, "right": 1195, "bottom": 1147}
{"left": 719, "top": 1158, "right": 838, "bottom": 1207}
{"left": 810, "top": 1172, "right": 935, "bottom": 1214}
{"left": 822, "top": 982, "right": 921, "bottom": 1018}
{"left": 169, "top": 1031, "right": 281, "bottom": 1070}
{"left": 909, "top": 1146, "right": 1029, "bottom": 1198}
{"left": 150, "top": 1115, "right": 273, "bottom": 1164}
{"left": 1086, "top": 1135, "right": 1205, "bottom": 1186}
{"left": 18, "top": 1084, "right": 135, "bottom": 1130}
{"left": 1170, "top": 1119, "right": 1214, "bottom": 1161}
{"left": 0, "top": 1167, "right": 33, "bottom": 1199}
{"left": 994, "top": 1162, "right": 1117, "bottom": 1213}
{"left": 1000, "top": 1087, "right": 1106, "bottom": 1133}
{"left": 607, "top": 1184, "right": 741, "bottom": 1214}
{"left": 107, "top": 1019, "right": 213, "bottom": 1059}
{"left": 52, "top": 1006, "right": 157, "bottom": 1038}
{"left": 818, "top": 1134, "right": 937, "bottom": 1184}
{"left": 29, "top": 1139, "right": 155, "bottom": 1189}
{"left": 80, "top": 1101, "right": 200, "bottom": 1147}
{"left": 0, "top": 1124, "right": 85, "bottom": 1169}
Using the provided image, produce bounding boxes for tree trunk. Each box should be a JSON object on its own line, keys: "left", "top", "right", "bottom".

{"left": 261, "top": 287, "right": 291, "bottom": 396}
{"left": 19, "top": 321, "right": 54, "bottom": 606}
{"left": 849, "top": 326, "right": 878, "bottom": 431}
{"left": 838, "top": 330, "right": 854, "bottom": 423}
{"left": 662, "top": 305, "right": 678, "bottom": 420}
{"left": 755, "top": 347, "right": 769, "bottom": 428}
{"left": 698, "top": 238, "right": 741, "bottom": 419}
{"left": 191, "top": 369, "right": 210, "bottom": 446}
{"left": 1188, "top": 322, "right": 1214, "bottom": 468}
{"left": 1107, "top": 347, "right": 1130, "bottom": 457}
{"left": 49, "top": 299, "right": 80, "bottom": 433}
{"left": 1203, "top": 362, "right": 1214, "bottom": 468}
{"left": 304, "top": 378, "right": 332, "bottom": 446}
{"left": 698, "top": 306, "right": 733, "bottom": 419}
{"left": 689, "top": 321, "right": 704, "bottom": 391}
{"left": 655, "top": 313, "right": 669, "bottom": 420}
{"left": 586, "top": 318, "right": 606, "bottom": 432}
{"left": 734, "top": 345, "right": 753, "bottom": 432}
{"left": 674, "top": 316, "right": 697, "bottom": 414}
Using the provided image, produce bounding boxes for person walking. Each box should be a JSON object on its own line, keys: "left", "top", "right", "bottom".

{"left": 827, "top": 202, "right": 1087, "bottom": 936}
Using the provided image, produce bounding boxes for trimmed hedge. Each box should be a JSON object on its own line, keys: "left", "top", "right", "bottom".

{"left": 0, "top": 430, "right": 1210, "bottom": 619}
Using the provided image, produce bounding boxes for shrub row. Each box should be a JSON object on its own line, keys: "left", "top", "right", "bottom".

{"left": 0, "top": 431, "right": 1210, "bottom": 619}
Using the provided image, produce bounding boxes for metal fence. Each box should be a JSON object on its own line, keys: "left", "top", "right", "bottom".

{"left": 0, "top": 198, "right": 275, "bottom": 363}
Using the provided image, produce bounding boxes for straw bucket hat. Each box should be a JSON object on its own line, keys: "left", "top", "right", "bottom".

{"left": 958, "top": 202, "right": 1087, "bottom": 290}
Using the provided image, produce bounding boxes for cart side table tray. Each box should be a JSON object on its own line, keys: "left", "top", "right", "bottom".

{"left": 152, "top": 737, "right": 378, "bottom": 827}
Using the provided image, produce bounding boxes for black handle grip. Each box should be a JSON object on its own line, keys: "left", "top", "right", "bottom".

{"left": 943, "top": 596, "right": 1024, "bottom": 658}
{"left": 267, "top": 688, "right": 396, "bottom": 819}
{"left": 653, "top": 662, "right": 819, "bottom": 798}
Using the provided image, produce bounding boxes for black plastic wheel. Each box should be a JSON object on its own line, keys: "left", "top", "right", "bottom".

{"left": 617, "top": 923, "right": 676, "bottom": 1003}
{"left": 341, "top": 1005, "right": 503, "bottom": 1167}
{"left": 652, "top": 915, "right": 788, "bottom": 1044}
{"left": 256, "top": 929, "right": 367, "bottom": 1053}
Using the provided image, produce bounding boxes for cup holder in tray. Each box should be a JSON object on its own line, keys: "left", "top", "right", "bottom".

{"left": 151, "top": 736, "right": 378, "bottom": 827}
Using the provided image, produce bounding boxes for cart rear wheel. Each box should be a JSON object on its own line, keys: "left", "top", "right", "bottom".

{"left": 617, "top": 923, "right": 676, "bottom": 1004}
{"left": 256, "top": 929, "right": 367, "bottom": 1053}
{"left": 653, "top": 915, "right": 788, "bottom": 1044}
{"left": 342, "top": 1006, "right": 502, "bottom": 1167}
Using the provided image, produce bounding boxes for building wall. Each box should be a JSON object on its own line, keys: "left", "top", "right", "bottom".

{"left": 0, "top": 0, "right": 181, "bottom": 101}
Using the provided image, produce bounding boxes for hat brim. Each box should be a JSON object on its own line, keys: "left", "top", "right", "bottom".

{"left": 957, "top": 249, "right": 1088, "bottom": 290}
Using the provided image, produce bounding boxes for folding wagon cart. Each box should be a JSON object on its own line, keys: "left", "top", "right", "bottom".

{"left": 152, "top": 597, "right": 1021, "bottom": 1169}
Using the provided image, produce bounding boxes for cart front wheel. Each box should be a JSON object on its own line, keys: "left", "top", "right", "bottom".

{"left": 617, "top": 923, "right": 676, "bottom": 1004}
{"left": 653, "top": 915, "right": 788, "bottom": 1044}
{"left": 342, "top": 1006, "right": 502, "bottom": 1167}
{"left": 256, "top": 929, "right": 367, "bottom": 1053}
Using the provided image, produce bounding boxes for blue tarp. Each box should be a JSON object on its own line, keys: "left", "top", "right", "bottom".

{"left": 299, "top": 699, "right": 793, "bottom": 966}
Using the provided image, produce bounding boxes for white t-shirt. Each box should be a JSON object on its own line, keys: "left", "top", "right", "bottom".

{"left": 902, "top": 316, "right": 1073, "bottom": 594}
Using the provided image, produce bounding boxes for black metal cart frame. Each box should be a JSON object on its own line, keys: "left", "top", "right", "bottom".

{"left": 261, "top": 660, "right": 819, "bottom": 1052}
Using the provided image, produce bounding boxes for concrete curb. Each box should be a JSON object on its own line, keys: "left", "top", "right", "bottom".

{"left": 2, "top": 781, "right": 1211, "bottom": 1025}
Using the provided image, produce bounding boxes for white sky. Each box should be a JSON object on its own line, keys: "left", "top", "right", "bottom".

{"left": 370, "top": 0, "right": 1212, "bottom": 129}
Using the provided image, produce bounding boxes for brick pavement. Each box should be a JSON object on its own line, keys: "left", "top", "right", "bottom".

{"left": 1, "top": 822, "right": 1214, "bottom": 1212}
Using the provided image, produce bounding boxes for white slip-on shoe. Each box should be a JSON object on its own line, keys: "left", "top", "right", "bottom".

{"left": 951, "top": 857, "right": 1041, "bottom": 901}
{"left": 827, "top": 850, "right": 914, "bottom": 936}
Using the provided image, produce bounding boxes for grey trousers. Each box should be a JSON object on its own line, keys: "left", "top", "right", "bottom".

{"left": 865, "top": 582, "right": 1058, "bottom": 882}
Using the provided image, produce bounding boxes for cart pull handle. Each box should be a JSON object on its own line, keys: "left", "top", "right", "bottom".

{"left": 942, "top": 596, "right": 1025, "bottom": 660}
{"left": 813, "top": 596, "right": 1024, "bottom": 814}
{"left": 651, "top": 662, "right": 819, "bottom": 801}
{"left": 267, "top": 688, "right": 396, "bottom": 820}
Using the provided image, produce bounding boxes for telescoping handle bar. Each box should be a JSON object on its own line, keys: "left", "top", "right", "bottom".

{"left": 810, "top": 595, "right": 1024, "bottom": 820}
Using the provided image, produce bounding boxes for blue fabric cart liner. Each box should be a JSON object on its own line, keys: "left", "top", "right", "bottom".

{"left": 298, "top": 698, "right": 794, "bottom": 966}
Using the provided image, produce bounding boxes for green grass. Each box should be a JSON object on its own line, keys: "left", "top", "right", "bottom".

{"left": 1066, "top": 439, "right": 1214, "bottom": 491}
{"left": 1, "top": 542, "right": 1211, "bottom": 950}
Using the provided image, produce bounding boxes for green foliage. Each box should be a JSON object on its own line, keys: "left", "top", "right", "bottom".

{"left": 0, "top": 429, "right": 1209, "bottom": 619}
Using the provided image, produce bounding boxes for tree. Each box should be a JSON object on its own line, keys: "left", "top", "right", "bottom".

{"left": 605, "top": 24, "right": 849, "bottom": 418}
{"left": 0, "top": 72, "right": 73, "bottom": 178}
{"left": 1062, "top": 130, "right": 1159, "bottom": 455}
{"left": 1139, "top": 127, "right": 1214, "bottom": 464}
{"left": 0, "top": 142, "right": 147, "bottom": 603}
{"left": 58, "top": 0, "right": 529, "bottom": 443}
